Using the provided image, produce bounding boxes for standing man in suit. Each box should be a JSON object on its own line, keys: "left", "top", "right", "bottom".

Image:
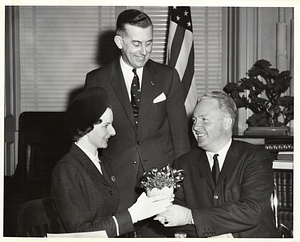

{"left": 155, "top": 91, "right": 280, "bottom": 238}
{"left": 84, "top": 9, "right": 191, "bottom": 237}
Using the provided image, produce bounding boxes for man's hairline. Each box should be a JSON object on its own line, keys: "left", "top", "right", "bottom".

{"left": 116, "top": 23, "right": 153, "bottom": 37}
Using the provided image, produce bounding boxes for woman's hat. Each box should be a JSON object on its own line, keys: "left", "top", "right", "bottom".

{"left": 64, "top": 87, "right": 109, "bottom": 130}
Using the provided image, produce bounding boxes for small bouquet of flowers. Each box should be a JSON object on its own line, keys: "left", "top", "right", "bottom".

{"left": 140, "top": 164, "right": 185, "bottom": 199}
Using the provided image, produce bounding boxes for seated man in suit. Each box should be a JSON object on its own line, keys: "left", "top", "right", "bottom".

{"left": 155, "top": 91, "right": 280, "bottom": 238}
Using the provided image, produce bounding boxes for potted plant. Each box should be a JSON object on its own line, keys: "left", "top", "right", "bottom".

{"left": 223, "top": 59, "right": 293, "bottom": 135}
{"left": 140, "top": 164, "right": 185, "bottom": 199}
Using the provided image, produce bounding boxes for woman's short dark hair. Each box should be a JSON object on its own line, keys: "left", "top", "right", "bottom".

{"left": 68, "top": 119, "right": 102, "bottom": 142}
{"left": 67, "top": 106, "right": 112, "bottom": 142}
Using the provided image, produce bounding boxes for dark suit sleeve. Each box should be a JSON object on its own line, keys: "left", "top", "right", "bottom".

{"left": 191, "top": 149, "right": 274, "bottom": 237}
{"left": 166, "top": 68, "right": 191, "bottom": 158}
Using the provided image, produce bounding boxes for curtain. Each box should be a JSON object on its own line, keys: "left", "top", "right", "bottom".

{"left": 19, "top": 6, "right": 224, "bottom": 112}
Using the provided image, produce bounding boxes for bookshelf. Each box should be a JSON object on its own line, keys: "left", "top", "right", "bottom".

{"left": 233, "top": 135, "right": 293, "bottom": 236}
{"left": 273, "top": 160, "right": 293, "bottom": 170}
{"left": 273, "top": 169, "right": 293, "bottom": 231}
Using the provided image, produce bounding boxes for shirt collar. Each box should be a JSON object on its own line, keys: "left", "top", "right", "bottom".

{"left": 206, "top": 139, "right": 232, "bottom": 170}
{"left": 120, "top": 56, "right": 143, "bottom": 80}
{"left": 74, "top": 142, "right": 102, "bottom": 173}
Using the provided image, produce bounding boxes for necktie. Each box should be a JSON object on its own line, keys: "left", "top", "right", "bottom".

{"left": 212, "top": 154, "right": 220, "bottom": 184}
{"left": 131, "top": 69, "right": 141, "bottom": 124}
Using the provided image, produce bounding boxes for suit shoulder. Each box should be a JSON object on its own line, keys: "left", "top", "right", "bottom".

{"left": 233, "top": 139, "right": 264, "bottom": 150}
{"left": 174, "top": 148, "right": 203, "bottom": 166}
{"left": 233, "top": 139, "right": 273, "bottom": 158}
{"left": 86, "top": 61, "right": 114, "bottom": 76}
{"left": 147, "top": 59, "right": 176, "bottom": 72}
{"left": 52, "top": 152, "right": 82, "bottom": 175}
{"left": 86, "top": 67, "right": 101, "bottom": 77}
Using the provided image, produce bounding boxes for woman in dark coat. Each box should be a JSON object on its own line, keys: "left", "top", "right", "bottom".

{"left": 51, "top": 87, "right": 171, "bottom": 237}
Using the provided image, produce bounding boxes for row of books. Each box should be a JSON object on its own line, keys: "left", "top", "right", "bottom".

{"left": 277, "top": 211, "right": 293, "bottom": 226}
{"left": 273, "top": 142, "right": 293, "bottom": 169}
{"left": 277, "top": 151, "right": 293, "bottom": 161}
{"left": 274, "top": 171, "right": 293, "bottom": 209}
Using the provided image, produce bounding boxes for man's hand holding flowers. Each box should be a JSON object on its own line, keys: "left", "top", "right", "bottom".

{"left": 154, "top": 204, "right": 193, "bottom": 227}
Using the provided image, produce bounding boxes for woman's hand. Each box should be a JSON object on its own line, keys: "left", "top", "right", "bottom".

{"left": 128, "top": 192, "right": 172, "bottom": 223}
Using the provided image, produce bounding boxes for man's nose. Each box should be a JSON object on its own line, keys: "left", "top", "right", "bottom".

{"left": 140, "top": 44, "right": 147, "bottom": 55}
{"left": 193, "top": 121, "right": 201, "bottom": 130}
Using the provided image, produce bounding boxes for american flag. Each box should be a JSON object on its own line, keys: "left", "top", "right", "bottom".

{"left": 167, "top": 6, "right": 198, "bottom": 119}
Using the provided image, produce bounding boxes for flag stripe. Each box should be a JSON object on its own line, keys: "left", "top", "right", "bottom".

{"left": 167, "top": 6, "right": 198, "bottom": 118}
{"left": 175, "top": 30, "right": 193, "bottom": 79}
{"left": 168, "top": 23, "right": 185, "bottom": 67}
{"left": 167, "top": 21, "right": 176, "bottom": 62}
{"left": 185, "top": 75, "right": 198, "bottom": 116}
{"left": 181, "top": 45, "right": 194, "bottom": 96}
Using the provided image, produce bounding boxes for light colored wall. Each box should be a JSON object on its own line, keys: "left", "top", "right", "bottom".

{"left": 259, "top": 7, "right": 293, "bottom": 72}
{"left": 235, "top": 7, "right": 294, "bottom": 135}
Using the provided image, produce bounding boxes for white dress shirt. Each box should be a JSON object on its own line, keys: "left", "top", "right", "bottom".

{"left": 206, "top": 139, "right": 232, "bottom": 171}
{"left": 119, "top": 56, "right": 143, "bottom": 101}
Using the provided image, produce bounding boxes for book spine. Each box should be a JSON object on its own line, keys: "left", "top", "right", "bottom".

{"left": 288, "top": 172, "right": 293, "bottom": 209}
{"left": 276, "top": 172, "right": 282, "bottom": 208}
{"left": 282, "top": 172, "right": 288, "bottom": 209}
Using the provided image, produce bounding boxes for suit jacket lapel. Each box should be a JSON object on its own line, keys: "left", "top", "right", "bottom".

{"left": 217, "top": 140, "right": 239, "bottom": 185}
{"left": 196, "top": 141, "right": 240, "bottom": 189}
{"left": 99, "top": 156, "right": 117, "bottom": 188}
{"left": 138, "top": 61, "right": 156, "bottom": 125}
{"left": 197, "top": 150, "right": 215, "bottom": 190}
{"left": 110, "top": 59, "right": 135, "bottom": 128}
{"left": 70, "top": 144, "right": 110, "bottom": 186}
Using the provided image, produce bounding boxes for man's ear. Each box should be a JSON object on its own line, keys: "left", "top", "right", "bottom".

{"left": 114, "top": 35, "right": 123, "bottom": 49}
{"left": 224, "top": 117, "right": 233, "bottom": 131}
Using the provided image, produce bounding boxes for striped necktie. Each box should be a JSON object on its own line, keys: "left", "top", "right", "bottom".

{"left": 131, "top": 68, "right": 141, "bottom": 125}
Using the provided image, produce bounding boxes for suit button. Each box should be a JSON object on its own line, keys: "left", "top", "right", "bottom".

{"left": 110, "top": 191, "right": 113, "bottom": 195}
{"left": 213, "top": 195, "right": 219, "bottom": 200}
{"left": 137, "top": 141, "right": 142, "bottom": 145}
{"left": 133, "top": 161, "right": 137, "bottom": 165}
